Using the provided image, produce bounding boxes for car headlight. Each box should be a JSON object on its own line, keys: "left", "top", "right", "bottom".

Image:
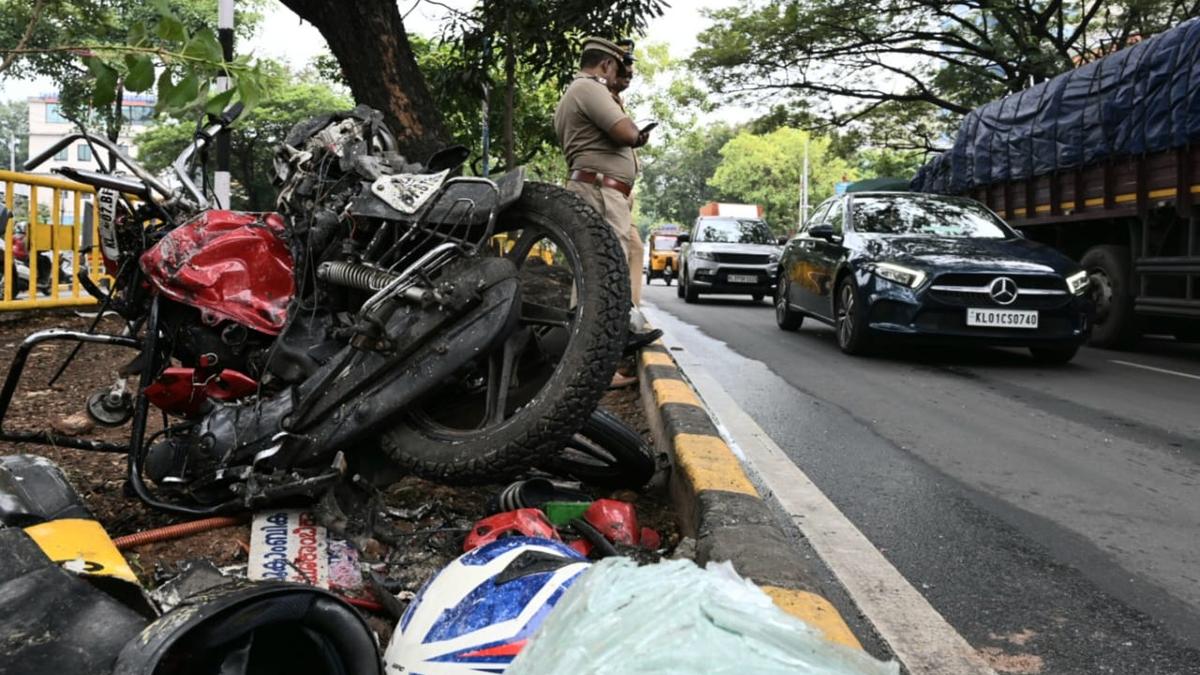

{"left": 768, "top": 252, "right": 781, "bottom": 264}
{"left": 692, "top": 250, "right": 715, "bottom": 261}
{"left": 868, "top": 262, "right": 926, "bottom": 288}
{"left": 1066, "top": 270, "right": 1089, "bottom": 295}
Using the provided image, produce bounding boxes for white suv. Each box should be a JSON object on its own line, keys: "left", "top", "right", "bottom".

{"left": 677, "top": 216, "right": 782, "bottom": 304}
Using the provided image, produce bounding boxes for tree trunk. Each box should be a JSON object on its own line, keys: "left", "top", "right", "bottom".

{"left": 278, "top": 0, "right": 450, "bottom": 162}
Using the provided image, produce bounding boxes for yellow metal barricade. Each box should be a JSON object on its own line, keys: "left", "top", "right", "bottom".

{"left": 0, "top": 170, "right": 109, "bottom": 310}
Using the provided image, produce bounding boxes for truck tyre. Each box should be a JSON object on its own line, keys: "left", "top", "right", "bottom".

{"left": 1081, "top": 245, "right": 1138, "bottom": 349}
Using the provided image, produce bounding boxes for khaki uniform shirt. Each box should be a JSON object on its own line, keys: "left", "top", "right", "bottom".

{"left": 554, "top": 73, "right": 637, "bottom": 184}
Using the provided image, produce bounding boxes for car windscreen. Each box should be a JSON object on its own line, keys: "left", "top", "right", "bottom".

{"left": 695, "top": 218, "right": 773, "bottom": 244}
{"left": 852, "top": 195, "right": 1011, "bottom": 238}
{"left": 652, "top": 236, "right": 678, "bottom": 250}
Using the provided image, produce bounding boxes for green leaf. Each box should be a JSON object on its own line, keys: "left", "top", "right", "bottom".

{"left": 128, "top": 21, "right": 148, "bottom": 46}
{"left": 124, "top": 54, "right": 155, "bottom": 92}
{"left": 183, "top": 28, "right": 225, "bottom": 65}
{"left": 167, "top": 72, "right": 199, "bottom": 109}
{"left": 204, "top": 88, "right": 236, "bottom": 115}
{"left": 92, "top": 65, "right": 119, "bottom": 108}
{"left": 235, "top": 76, "right": 261, "bottom": 111}
{"left": 155, "top": 69, "right": 175, "bottom": 108}
{"left": 157, "top": 15, "right": 186, "bottom": 45}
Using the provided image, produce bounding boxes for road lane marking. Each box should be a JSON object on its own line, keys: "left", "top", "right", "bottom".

{"left": 645, "top": 306, "right": 994, "bottom": 674}
{"left": 1110, "top": 359, "right": 1200, "bottom": 382}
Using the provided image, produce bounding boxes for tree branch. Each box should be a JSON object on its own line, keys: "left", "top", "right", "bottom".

{"left": 0, "top": 0, "right": 48, "bottom": 76}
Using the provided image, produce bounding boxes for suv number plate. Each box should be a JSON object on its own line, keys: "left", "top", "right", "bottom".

{"left": 967, "top": 308, "right": 1038, "bottom": 329}
{"left": 727, "top": 274, "right": 757, "bottom": 284}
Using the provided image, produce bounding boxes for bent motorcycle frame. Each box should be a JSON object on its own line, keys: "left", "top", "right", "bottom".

{"left": 0, "top": 170, "right": 521, "bottom": 515}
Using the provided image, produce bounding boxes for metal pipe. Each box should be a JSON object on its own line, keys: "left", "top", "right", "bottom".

{"left": 0, "top": 329, "right": 140, "bottom": 453}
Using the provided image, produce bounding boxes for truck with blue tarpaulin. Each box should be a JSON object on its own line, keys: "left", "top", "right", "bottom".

{"left": 911, "top": 18, "right": 1200, "bottom": 347}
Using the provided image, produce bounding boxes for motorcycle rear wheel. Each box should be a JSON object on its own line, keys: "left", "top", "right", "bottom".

{"left": 379, "top": 182, "right": 629, "bottom": 482}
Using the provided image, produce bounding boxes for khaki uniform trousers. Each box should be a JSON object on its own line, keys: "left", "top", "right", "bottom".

{"left": 566, "top": 179, "right": 643, "bottom": 306}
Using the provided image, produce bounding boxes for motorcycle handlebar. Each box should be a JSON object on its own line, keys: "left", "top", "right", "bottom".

{"left": 21, "top": 102, "right": 245, "bottom": 208}
{"left": 23, "top": 132, "right": 174, "bottom": 200}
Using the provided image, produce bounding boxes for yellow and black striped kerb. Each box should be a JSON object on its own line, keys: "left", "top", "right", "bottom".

{"left": 638, "top": 340, "right": 863, "bottom": 649}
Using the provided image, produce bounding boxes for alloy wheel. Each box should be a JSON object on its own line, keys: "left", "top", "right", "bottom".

{"left": 837, "top": 283, "right": 855, "bottom": 347}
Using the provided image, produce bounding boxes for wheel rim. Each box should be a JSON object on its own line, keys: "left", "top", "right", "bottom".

{"left": 1089, "top": 268, "right": 1113, "bottom": 324}
{"left": 775, "top": 280, "right": 788, "bottom": 322}
{"left": 405, "top": 216, "right": 584, "bottom": 437}
{"left": 837, "top": 284, "right": 855, "bottom": 347}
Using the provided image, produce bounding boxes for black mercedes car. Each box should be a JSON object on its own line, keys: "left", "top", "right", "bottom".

{"left": 775, "top": 192, "right": 1092, "bottom": 363}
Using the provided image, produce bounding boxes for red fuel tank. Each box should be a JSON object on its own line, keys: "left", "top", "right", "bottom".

{"left": 141, "top": 210, "right": 294, "bottom": 335}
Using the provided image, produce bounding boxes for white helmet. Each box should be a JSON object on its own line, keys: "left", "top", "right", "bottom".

{"left": 384, "top": 537, "right": 590, "bottom": 674}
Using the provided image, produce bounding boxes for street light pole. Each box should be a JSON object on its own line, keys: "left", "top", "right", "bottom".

{"left": 214, "top": 0, "right": 234, "bottom": 208}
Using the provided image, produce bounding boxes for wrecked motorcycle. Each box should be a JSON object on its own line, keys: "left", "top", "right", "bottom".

{"left": 0, "top": 105, "right": 628, "bottom": 514}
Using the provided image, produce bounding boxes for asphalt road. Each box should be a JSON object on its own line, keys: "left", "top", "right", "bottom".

{"left": 640, "top": 282, "right": 1200, "bottom": 674}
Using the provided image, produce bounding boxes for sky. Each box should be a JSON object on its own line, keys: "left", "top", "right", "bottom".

{"left": 0, "top": 0, "right": 745, "bottom": 109}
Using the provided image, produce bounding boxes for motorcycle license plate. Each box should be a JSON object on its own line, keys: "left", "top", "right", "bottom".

{"left": 727, "top": 274, "right": 757, "bottom": 284}
{"left": 966, "top": 308, "right": 1038, "bottom": 329}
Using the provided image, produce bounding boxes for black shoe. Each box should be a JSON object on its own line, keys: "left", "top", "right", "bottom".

{"left": 623, "top": 328, "right": 663, "bottom": 355}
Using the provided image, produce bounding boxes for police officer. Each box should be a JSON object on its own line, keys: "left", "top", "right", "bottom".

{"left": 554, "top": 37, "right": 659, "bottom": 379}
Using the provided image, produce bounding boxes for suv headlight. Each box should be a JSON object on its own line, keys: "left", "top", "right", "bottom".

{"left": 1066, "top": 270, "right": 1089, "bottom": 295}
{"left": 692, "top": 250, "right": 715, "bottom": 261}
{"left": 868, "top": 262, "right": 926, "bottom": 288}
{"left": 768, "top": 252, "right": 781, "bottom": 264}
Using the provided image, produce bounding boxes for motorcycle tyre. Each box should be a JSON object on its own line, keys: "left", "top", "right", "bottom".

{"left": 540, "top": 407, "right": 656, "bottom": 489}
{"left": 379, "top": 182, "right": 628, "bottom": 482}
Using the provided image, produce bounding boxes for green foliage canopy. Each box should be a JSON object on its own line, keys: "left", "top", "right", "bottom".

{"left": 708, "top": 128, "right": 856, "bottom": 234}
{"left": 692, "top": 0, "right": 1199, "bottom": 150}
{"left": 135, "top": 61, "right": 350, "bottom": 210}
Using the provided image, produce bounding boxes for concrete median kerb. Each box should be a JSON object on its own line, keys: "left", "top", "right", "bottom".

{"left": 637, "top": 340, "right": 863, "bottom": 650}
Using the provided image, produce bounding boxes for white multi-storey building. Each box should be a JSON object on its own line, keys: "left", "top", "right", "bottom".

{"left": 26, "top": 94, "right": 154, "bottom": 174}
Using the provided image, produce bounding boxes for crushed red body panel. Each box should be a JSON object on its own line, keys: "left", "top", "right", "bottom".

{"left": 463, "top": 509, "right": 560, "bottom": 552}
{"left": 141, "top": 210, "right": 293, "bottom": 335}
{"left": 145, "top": 366, "right": 260, "bottom": 417}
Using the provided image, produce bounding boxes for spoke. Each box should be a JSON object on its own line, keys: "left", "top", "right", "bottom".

{"left": 504, "top": 227, "right": 542, "bottom": 267}
{"left": 480, "top": 329, "right": 531, "bottom": 427}
{"left": 521, "top": 300, "right": 574, "bottom": 329}
{"left": 480, "top": 353, "right": 504, "bottom": 428}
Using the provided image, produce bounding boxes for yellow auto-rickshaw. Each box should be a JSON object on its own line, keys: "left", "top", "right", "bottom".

{"left": 645, "top": 227, "right": 681, "bottom": 286}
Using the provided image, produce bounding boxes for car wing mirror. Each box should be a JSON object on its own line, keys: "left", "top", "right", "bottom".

{"left": 675, "top": 232, "right": 690, "bottom": 244}
{"left": 809, "top": 223, "right": 834, "bottom": 240}
{"left": 776, "top": 235, "right": 789, "bottom": 246}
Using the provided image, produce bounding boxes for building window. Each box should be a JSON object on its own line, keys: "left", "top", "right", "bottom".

{"left": 45, "top": 103, "right": 69, "bottom": 124}
{"left": 123, "top": 105, "right": 154, "bottom": 124}
{"left": 117, "top": 144, "right": 129, "bottom": 156}
{"left": 77, "top": 144, "right": 92, "bottom": 161}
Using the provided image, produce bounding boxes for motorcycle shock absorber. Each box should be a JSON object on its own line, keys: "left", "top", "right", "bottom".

{"left": 317, "top": 260, "right": 400, "bottom": 291}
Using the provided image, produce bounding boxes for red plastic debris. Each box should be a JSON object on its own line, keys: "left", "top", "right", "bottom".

{"left": 639, "top": 527, "right": 662, "bottom": 550}
{"left": 583, "top": 499, "right": 638, "bottom": 546}
{"left": 463, "top": 509, "right": 560, "bottom": 553}
{"left": 140, "top": 210, "right": 294, "bottom": 335}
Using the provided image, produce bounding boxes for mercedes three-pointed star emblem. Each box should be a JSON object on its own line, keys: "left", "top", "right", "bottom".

{"left": 989, "top": 276, "right": 1019, "bottom": 305}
